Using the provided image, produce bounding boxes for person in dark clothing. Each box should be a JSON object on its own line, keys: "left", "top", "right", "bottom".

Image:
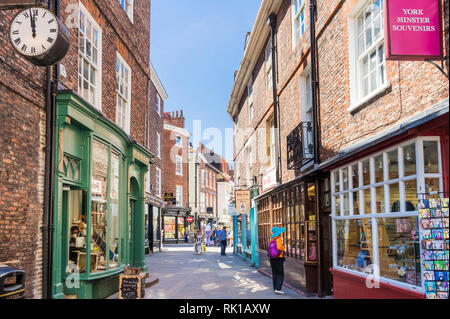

{"left": 218, "top": 227, "right": 228, "bottom": 256}
{"left": 268, "top": 226, "right": 286, "bottom": 294}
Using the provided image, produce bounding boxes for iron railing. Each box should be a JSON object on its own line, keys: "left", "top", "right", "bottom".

{"left": 287, "top": 122, "right": 314, "bottom": 170}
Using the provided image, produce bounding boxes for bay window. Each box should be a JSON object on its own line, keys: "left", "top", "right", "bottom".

{"left": 332, "top": 137, "right": 443, "bottom": 290}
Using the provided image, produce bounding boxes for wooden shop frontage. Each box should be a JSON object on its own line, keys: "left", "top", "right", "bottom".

{"left": 51, "top": 91, "right": 153, "bottom": 299}
{"left": 255, "top": 171, "right": 333, "bottom": 297}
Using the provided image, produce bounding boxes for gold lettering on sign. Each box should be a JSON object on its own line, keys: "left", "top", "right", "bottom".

{"left": 133, "top": 149, "right": 149, "bottom": 165}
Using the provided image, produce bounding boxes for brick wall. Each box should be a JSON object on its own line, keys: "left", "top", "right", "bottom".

{"left": 232, "top": 0, "right": 449, "bottom": 190}
{"left": 163, "top": 111, "right": 189, "bottom": 207}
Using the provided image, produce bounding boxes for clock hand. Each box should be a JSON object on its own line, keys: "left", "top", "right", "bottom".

{"left": 30, "top": 9, "right": 36, "bottom": 38}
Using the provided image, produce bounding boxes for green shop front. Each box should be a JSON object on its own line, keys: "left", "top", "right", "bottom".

{"left": 51, "top": 92, "right": 153, "bottom": 299}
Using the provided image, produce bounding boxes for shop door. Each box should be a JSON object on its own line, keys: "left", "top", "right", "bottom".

{"left": 149, "top": 205, "right": 154, "bottom": 252}
{"left": 129, "top": 200, "right": 136, "bottom": 264}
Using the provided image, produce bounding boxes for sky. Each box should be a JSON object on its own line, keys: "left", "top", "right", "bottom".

{"left": 150, "top": 0, "right": 262, "bottom": 163}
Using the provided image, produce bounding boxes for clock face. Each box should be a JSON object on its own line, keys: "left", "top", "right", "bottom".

{"left": 10, "top": 7, "right": 59, "bottom": 57}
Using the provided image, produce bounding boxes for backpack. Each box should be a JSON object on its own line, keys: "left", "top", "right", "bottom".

{"left": 268, "top": 239, "right": 280, "bottom": 259}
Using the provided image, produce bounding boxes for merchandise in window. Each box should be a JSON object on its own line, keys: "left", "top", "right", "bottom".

{"left": 336, "top": 219, "right": 374, "bottom": 273}
{"left": 377, "top": 217, "right": 421, "bottom": 287}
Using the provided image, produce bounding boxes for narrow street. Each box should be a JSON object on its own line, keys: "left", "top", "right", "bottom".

{"left": 124, "top": 245, "right": 307, "bottom": 299}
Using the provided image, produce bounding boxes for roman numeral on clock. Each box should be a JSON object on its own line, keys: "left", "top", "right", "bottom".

{"left": 47, "top": 37, "right": 54, "bottom": 44}
{"left": 12, "top": 30, "right": 19, "bottom": 35}
{"left": 50, "top": 29, "right": 57, "bottom": 33}
{"left": 14, "top": 38, "right": 21, "bottom": 45}
{"left": 31, "top": 47, "right": 36, "bottom": 54}
{"left": 48, "top": 19, "right": 55, "bottom": 24}
{"left": 21, "top": 44, "right": 27, "bottom": 52}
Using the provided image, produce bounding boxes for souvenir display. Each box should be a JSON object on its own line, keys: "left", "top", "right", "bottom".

{"left": 418, "top": 196, "right": 449, "bottom": 300}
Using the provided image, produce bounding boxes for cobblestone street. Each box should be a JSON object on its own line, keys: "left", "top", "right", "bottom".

{"left": 140, "top": 244, "right": 308, "bottom": 299}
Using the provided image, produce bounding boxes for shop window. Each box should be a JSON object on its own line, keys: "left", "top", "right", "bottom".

{"left": 109, "top": 152, "right": 120, "bottom": 269}
{"left": 351, "top": 164, "right": 359, "bottom": 189}
{"left": 63, "top": 154, "right": 81, "bottom": 181}
{"left": 332, "top": 137, "right": 443, "bottom": 289}
{"left": 164, "top": 217, "right": 176, "bottom": 239}
{"left": 336, "top": 219, "right": 374, "bottom": 273}
{"left": 377, "top": 217, "right": 421, "bottom": 287}
{"left": 91, "top": 139, "right": 109, "bottom": 272}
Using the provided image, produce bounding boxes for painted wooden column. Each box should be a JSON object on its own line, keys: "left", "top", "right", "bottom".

{"left": 233, "top": 216, "right": 238, "bottom": 255}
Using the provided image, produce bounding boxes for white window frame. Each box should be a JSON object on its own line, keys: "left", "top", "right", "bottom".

{"left": 155, "top": 167, "right": 161, "bottom": 197}
{"left": 201, "top": 169, "right": 205, "bottom": 187}
{"left": 116, "top": 52, "right": 132, "bottom": 134}
{"left": 156, "top": 132, "right": 161, "bottom": 158}
{"left": 330, "top": 136, "right": 443, "bottom": 294}
{"left": 118, "top": 0, "right": 134, "bottom": 23}
{"left": 145, "top": 170, "right": 151, "bottom": 193}
{"left": 200, "top": 192, "right": 206, "bottom": 212}
{"left": 176, "top": 185, "right": 183, "bottom": 206}
{"left": 348, "top": 0, "right": 388, "bottom": 111}
{"left": 176, "top": 155, "right": 183, "bottom": 176}
{"left": 78, "top": 2, "right": 102, "bottom": 110}
{"left": 156, "top": 94, "right": 161, "bottom": 116}
{"left": 175, "top": 135, "right": 182, "bottom": 147}
{"left": 291, "top": 0, "right": 306, "bottom": 49}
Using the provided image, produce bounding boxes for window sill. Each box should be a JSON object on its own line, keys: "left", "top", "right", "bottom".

{"left": 349, "top": 82, "right": 392, "bottom": 114}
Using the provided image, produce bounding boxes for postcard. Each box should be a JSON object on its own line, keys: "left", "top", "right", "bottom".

{"left": 432, "top": 229, "right": 443, "bottom": 240}
{"left": 422, "top": 230, "right": 432, "bottom": 240}
{"left": 434, "top": 260, "right": 446, "bottom": 271}
{"left": 431, "top": 218, "right": 443, "bottom": 228}
{"left": 420, "top": 219, "right": 432, "bottom": 229}
{"left": 424, "top": 261, "right": 435, "bottom": 271}
{"left": 426, "top": 240, "right": 435, "bottom": 250}
{"left": 422, "top": 251, "right": 434, "bottom": 261}
{"left": 441, "top": 198, "right": 449, "bottom": 208}
{"left": 445, "top": 251, "right": 449, "bottom": 261}
{"left": 444, "top": 229, "right": 449, "bottom": 240}
{"left": 436, "top": 281, "right": 448, "bottom": 292}
{"left": 434, "top": 209, "right": 442, "bottom": 218}
{"left": 442, "top": 208, "right": 449, "bottom": 217}
{"left": 433, "top": 240, "right": 444, "bottom": 250}
{"left": 426, "top": 292, "right": 437, "bottom": 299}
{"left": 434, "top": 271, "right": 448, "bottom": 281}
{"left": 437, "top": 292, "right": 449, "bottom": 299}
{"left": 433, "top": 251, "right": 445, "bottom": 261}
{"left": 425, "top": 281, "right": 436, "bottom": 292}
{"left": 419, "top": 209, "right": 431, "bottom": 219}
{"left": 423, "top": 271, "right": 435, "bottom": 281}
{"left": 430, "top": 198, "right": 441, "bottom": 209}
{"left": 443, "top": 218, "right": 449, "bottom": 228}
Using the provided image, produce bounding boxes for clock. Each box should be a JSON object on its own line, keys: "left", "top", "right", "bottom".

{"left": 9, "top": 6, "right": 70, "bottom": 66}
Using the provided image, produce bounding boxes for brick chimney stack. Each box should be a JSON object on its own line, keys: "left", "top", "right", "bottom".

{"left": 164, "top": 109, "right": 185, "bottom": 128}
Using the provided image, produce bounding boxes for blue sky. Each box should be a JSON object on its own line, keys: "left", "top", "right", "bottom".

{"left": 150, "top": 0, "right": 261, "bottom": 162}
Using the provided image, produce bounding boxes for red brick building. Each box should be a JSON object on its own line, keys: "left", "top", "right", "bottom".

{"left": 162, "top": 110, "right": 191, "bottom": 243}
{"left": 1, "top": 0, "right": 164, "bottom": 298}
{"left": 228, "top": 0, "right": 448, "bottom": 298}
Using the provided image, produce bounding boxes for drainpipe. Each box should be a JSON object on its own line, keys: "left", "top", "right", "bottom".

{"left": 268, "top": 13, "right": 280, "bottom": 186}
{"left": 309, "top": 0, "right": 323, "bottom": 297}
{"left": 42, "top": 0, "right": 61, "bottom": 299}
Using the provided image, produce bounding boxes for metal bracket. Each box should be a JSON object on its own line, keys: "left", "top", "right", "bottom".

{"left": 425, "top": 56, "right": 449, "bottom": 79}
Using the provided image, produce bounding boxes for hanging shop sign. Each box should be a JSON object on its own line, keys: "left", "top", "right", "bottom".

{"left": 164, "top": 193, "right": 174, "bottom": 202}
{"left": 0, "top": 0, "right": 39, "bottom": 8}
{"left": 262, "top": 167, "right": 277, "bottom": 192}
{"left": 418, "top": 196, "right": 449, "bottom": 299}
{"left": 235, "top": 189, "right": 251, "bottom": 214}
{"left": 8, "top": 5, "right": 70, "bottom": 66}
{"left": 384, "top": 0, "right": 443, "bottom": 61}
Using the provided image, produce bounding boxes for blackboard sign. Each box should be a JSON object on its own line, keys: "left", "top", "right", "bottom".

{"left": 119, "top": 274, "right": 145, "bottom": 299}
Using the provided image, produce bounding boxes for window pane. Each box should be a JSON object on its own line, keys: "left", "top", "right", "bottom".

{"left": 377, "top": 217, "right": 421, "bottom": 287}
{"left": 91, "top": 139, "right": 109, "bottom": 273}
{"left": 425, "top": 178, "right": 440, "bottom": 194}
{"left": 404, "top": 179, "right": 418, "bottom": 211}
{"left": 363, "top": 189, "right": 371, "bottom": 214}
{"left": 334, "top": 170, "right": 340, "bottom": 193}
{"left": 353, "top": 192, "right": 360, "bottom": 215}
{"left": 352, "top": 164, "right": 359, "bottom": 188}
{"left": 336, "top": 219, "right": 373, "bottom": 273}
{"left": 376, "top": 186, "right": 385, "bottom": 213}
{"left": 343, "top": 168, "right": 349, "bottom": 190}
{"left": 387, "top": 149, "right": 398, "bottom": 180}
{"left": 403, "top": 143, "right": 416, "bottom": 176}
{"left": 362, "top": 160, "right": 370, "bottom": 185}
{"left": 423, "top": 141, "right": 439, "bottom": 174}
{"left": 343, "top": 193, "right": 350, "bottom": 216}
{"left": 110, "top": 152, "right": 120, "bottom": 269}
{"left": 375, "top": 154, "right": 383, "bottom": 183}
{"left": 335, "top": 196, "right": 341, "bottom": 216}
{"left": 389, "top": 183, "right": 400, "bottom": 213}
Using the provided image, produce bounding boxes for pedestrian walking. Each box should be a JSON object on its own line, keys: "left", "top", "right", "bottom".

{"left": 219, "top": 226, "right": 228, "bottom": 256}
{"left": 214, "top": 228, "right": 220, "bottom": 247}
{"left": 268, "top": 226, "right": 286, "bottom": 295}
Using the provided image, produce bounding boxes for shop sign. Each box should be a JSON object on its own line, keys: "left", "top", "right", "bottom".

{"left": 91, "top": 180, "right": 102, "bottom": 195}
{"left": 385, "top": 0, "right": 443, "bottom": 61}
{"left": 164, "top": 193, "right": 173, "bottom": 202}
{"left": 235, "top": 189, "right": 251, "bottom": 214}
{"left": 262, "top": 167, "right": 277, "bottom": 191}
